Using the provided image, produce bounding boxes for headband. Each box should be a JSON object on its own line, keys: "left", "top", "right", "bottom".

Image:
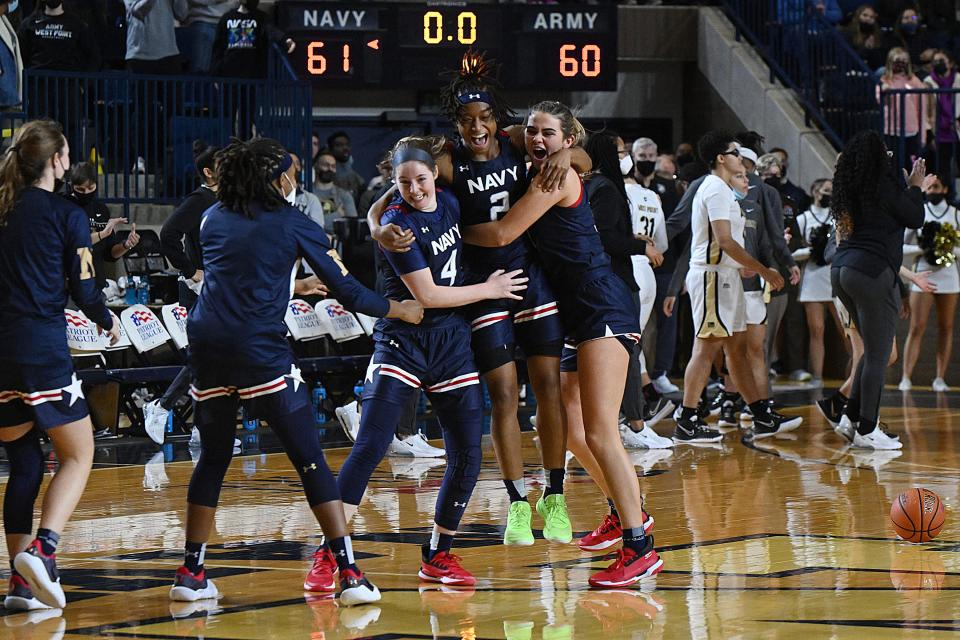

{"left": 271, "top": 151, "right": 293, "bottom": 180}
{"left": 456, "top": 90, "right": 493, "bottom": 106}
{"left": 393, "top": 146, "right": 435, "bottom": 167}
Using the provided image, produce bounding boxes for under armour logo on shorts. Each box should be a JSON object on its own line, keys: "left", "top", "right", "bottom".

{"left": 302, "top": 463, "right": 317, "bottom": 473}
{"left": 454, "top": 501, "right": 467, "bottom": 508}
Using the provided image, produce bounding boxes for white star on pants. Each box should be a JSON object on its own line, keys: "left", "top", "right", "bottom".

{"left": 62, "top": 373, "right": 85, "bottom": 407}
{"left": 365, "top": 361, "right": 381, "bottom": 384}
{"left": 285, "top": 364, "right": 305, "bottom": 392}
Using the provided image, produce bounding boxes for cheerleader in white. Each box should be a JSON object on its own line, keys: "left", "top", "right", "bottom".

{"left": 793, "top": 179, "right": 843, "bottom": 387}
{"left": 900, "top": 175, "right": 960, "bottom": 391}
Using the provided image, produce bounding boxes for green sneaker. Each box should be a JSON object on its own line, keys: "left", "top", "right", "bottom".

{"left": 503, "top": 621, "right": 534, "bottom": 640}
{"left": 536, "top": 494, "right": 573, "bottom": 544}
{"left": 504, "top": 501, "right": 535, "bottom": 546}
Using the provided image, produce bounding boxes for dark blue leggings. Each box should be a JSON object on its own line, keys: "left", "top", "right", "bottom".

{"left": 2, "top": 429, "right": 44, "bottom": 535}
{"left": 187, "top": 400, "right": 340, "bottom": 508}
{"left": 338, "top": 383, "right": 483, "bottom": 531}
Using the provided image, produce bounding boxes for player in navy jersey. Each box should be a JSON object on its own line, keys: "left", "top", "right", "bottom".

{"left": 463, "top": 102, "right": 663, "bottom": 588}
{"left": 369, "top": 52, "right": 591, "bottom": 546}
{"left": 0, "top": 120, "right": 120, "bottom": 610}
{"left": 334, "top": 136, "right": 527, "bottom": 587}
{"left": 171, "top": 138, "right": 422, "bottom": 607}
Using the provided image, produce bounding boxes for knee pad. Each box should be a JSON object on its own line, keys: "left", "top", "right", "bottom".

{"left": 446, "top": 445, "right": 481, "bottom": 493}
{"left": 2, "top": 430, "right": 44, "bottom": 535}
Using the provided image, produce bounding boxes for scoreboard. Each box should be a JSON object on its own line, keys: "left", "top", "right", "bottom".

{"left": 277, "top": 3, "right": 618, "bottom": 91}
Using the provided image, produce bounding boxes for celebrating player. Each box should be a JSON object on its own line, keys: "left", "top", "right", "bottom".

{"left": 370, "top": 52, "right": 590, "bottom": 546}
{"left": 463, "top": 101, "right": 663, "bottom": 588}
{"left": 332, "top": 136, "right": 527, "bottom": 587}
{"left": 171, "top": 137, "right": 422, "bottom": 606}
{"left": 0, "top": 120, "right": 120, "bottom": 610}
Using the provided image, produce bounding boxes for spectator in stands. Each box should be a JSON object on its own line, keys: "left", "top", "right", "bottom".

{"left": 843, "top": 5, "right": 890, "bottom": 71}
{"left": 124, "top": 0, "right": 186, "bottom": 74}
{"left": 893, "top": 7, "right": 934, "bottom": 66}
{"left": 632, "top": 137, "right": 679, "bottom": 217}
{"left": 875, "top": 0, "right": 917, "bottom": 28}
{"left": 768, "top": 147, "right": 812, "bottom": 213}
{"left": 182, "top": 0, "right": 232, "bottom": 74}
{"left": 69, "top": 161, "right": 140, "bottom": 290}
{"left": 291, "top": 153, "right": 325, "bottom": 230}
{"left": 18, "top": 0, "right": 99, "bottom": 70}
{"left": 656, "top": 154, "right": 676, "bottom": 180}
{"left": 879, "top": 47, "right": 926, "bottom": 170}
{"left": 313, "top": 148, "right": 357, "bottom": 233}
{"left": 358, "top": 152, "right": 392, "bottom": 217}
{"left": 923, "top": 49, "right": 960, "bottom": 186}
{"left": 311, "top": 131, "right": 321, "bottom": 165}
{"left": 917, "top": 47, "right": 936, "bottom": 79}
{"left": 0, "top": 1, "right": 22, "bottom": 109}
{"left": 211, "top": 0, "right": 294, "bottom": 78}
{"left": 326, "top": 130, "right": 364, "bottom": 202}
{"left": 675, "top": 142, "right": 695, "bottom": 168}
{"left": 777, "top": 0, "right": 842, "bottom": 25}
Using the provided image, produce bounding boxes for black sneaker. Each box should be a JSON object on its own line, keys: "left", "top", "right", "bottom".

{"left": 816, "top": 396, "right": 843, "bottom": 429}
{"left": 672, "top": 415, "right": 723, "bottom": 444}
{"left": 752, "top": 411, "right": 802, "bottom": 439}
{"left": 718, "top": 400, "right": 739, "bottom": 429}
{"left": 706, "top": 393, "right": 723, "bottom": 417}
{"left": 642, "top": 397, "right": 676, "bottom": 427}
{"left": 771, "top": 409, "right": 803, "bottom": 431}
{"left": 13, "top": 541, "right": 64, "bottom": 609}
{"left": 339, "top": 567, "right": 381, "bottom": 606}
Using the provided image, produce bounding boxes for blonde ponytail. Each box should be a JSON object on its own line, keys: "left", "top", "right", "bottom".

{"left": 0, "top": 119, "right": 66, "bottom": 226}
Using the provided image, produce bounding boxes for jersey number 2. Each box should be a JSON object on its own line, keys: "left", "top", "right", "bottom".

{"left": 441, "top": 249, "right": 458, "bottom": 286}
{"left": 490, "top": 191, "right": 510, "bottom": 221}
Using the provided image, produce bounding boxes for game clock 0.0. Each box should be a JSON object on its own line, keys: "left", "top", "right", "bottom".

{"left": 277, "top": 3, "right": 617, "bottom": 91}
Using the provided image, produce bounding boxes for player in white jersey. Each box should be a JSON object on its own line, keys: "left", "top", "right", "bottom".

{"left": 673, "top": 132, "right": 787, "bottom": 444}
{"left": 900, "top": 173, "right": 960, "bottom": 391}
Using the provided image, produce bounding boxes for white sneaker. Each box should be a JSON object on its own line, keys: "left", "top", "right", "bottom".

{"left": 336, "top": 401, "right": 361, "bottom": 442}
{"left": 628, "top": 448, "right": 674, "bottom": 474}
{"left": 620, "top": 423, "right": 674, "bottom": 449}
{"left": 142, "top": 451, "right": 170, "bottom": 491}
{"left": 835, "top": 415, "right": 856, "bottom": 443}
{"left": 188, "top": 426, "right": 239, "bottom": 448}
{"left": 403, "top": 432, "right": 445, "bottom": 458}
{"left": 651, "top": 374, "right": 679, "bottom": 395}
{"left": 852, "top": 426, "right": 903, "bottom": 450}
{"left": 143, "top": 400, "right": 169, "bottom": 445}
{"left": 847, "top": 448, "right": 903, "bottom": 471}
{"left": 898, "top": 377, "right": 912, "bottom": 391}
{"left": 932, "top": 377, "right": 950, "bottom": 392}
{"left": 386, "top": 435, "right": 414, "bottom": 457}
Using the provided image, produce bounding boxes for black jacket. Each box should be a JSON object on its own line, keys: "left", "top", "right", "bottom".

{"left": 588, "top": 173, "right": 646, "bottom": 292}
{"left": 160, "top": 186, "right": 216, "bottom": 279}
{"left": 833, "top": 176, "right": 924, "bottom": 277}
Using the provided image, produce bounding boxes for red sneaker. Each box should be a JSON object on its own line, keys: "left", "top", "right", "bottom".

{"left": 578, "top": 510, "right": 654, "bottom": 552}
{"left": 418, "top": 550, "right": 476, "bottom": 586}
{"left": 588, "top": 539, "right": 663, "bottom": 588}
{"left": 303, "top": 548, "right": 337, "bottom": 592}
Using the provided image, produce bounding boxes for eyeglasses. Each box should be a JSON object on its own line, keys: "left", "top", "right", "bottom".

{"left": 720, "top": 149, "right": 741, "bottom": 158}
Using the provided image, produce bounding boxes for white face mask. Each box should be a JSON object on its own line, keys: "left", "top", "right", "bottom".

{"left": 619, "top": 154, "right": 633, "bottom": 176}
{"left": 282, "top": 174, "right": 297, "bottom": 205}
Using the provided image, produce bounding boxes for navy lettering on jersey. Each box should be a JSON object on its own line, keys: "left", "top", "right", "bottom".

{"left": 527, "top": 175, "right": 611, "bottom": 287}
{"left": 450, "top": 130, "right": 530, "bottom": 272}
{"left": 379, "top": 188, "right": 464, "bottom": 329}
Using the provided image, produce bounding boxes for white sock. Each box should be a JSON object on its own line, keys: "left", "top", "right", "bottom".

{"left": 511, "top": 478, "right": 527, "bottom": 499}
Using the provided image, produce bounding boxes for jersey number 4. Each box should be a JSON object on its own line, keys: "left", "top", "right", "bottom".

{"left": 440, "top": 249, "right": 458, "bottom": 286}
{"left": 490, "top": 191, "right": 510, "bottom": 221}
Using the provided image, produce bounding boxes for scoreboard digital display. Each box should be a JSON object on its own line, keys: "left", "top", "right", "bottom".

{"left": 277, "top": 3, "right": 618, "bottom": 91}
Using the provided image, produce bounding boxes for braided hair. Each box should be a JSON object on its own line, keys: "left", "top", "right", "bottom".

{"left": 215, "top": 137, "right": 289, "bottom": 218}
{"left": 439, "top": 50, "right": 515, "bottom": 126}
{"left": 831, "top": 130, "right": 887, "bottom": 240}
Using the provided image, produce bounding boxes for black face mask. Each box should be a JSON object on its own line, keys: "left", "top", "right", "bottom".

{"left": 892, "top": 62, "right": 908, "bottom": 75}
{"left": 676, "top": 153, "right": 694, "bottom": 167}
{"left": 934, "top": 62, "right": 949, "bottom": 76}
{"left": 44, "top": 0, "right": 63, "bottom": 8}
{"left": 73, "top": 190, "right": 96, "bottom": 206}
{"left": 819, "top": 194, "right": 832, "bottom": 209}
{"left": 927, "top": 193, "right": 945, "bottom": 205}
{"left": 316, "top": 170, "right": 336, "bottom": 183}
{"left": 764, "top": 177, "right": 782, "bottom": 189}
{"left": 241, "top": 0, "right": 259, "bottom": 9}
{"left": 635, "top": 160, "right": 656, "bottom": 178}
{"left": 859, "top": 21, "right": 875, "bottom": 34}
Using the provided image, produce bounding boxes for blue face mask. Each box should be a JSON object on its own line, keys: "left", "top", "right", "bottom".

{"left": 733, "top": 188, "right": 748, "bottom": 201}
{"left": 7, "top": 0, "right": 17, "bottom": 11}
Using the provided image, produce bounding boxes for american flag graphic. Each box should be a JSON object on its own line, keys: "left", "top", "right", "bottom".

{"left": 290, "top": 301, "right": 314, "bottom": 315}
{"left": 326, "top": 304, "right": 348, "bottom": 317}
{"left": 172, "top": 306, "right": 188, "bottom": 321}
{"left": 64, "top": 311, "right": 88, "bottom": 327}
{"left": 131, "top": 310, "right": 154, "bottom": 326}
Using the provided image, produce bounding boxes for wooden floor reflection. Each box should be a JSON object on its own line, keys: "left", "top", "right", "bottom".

{"left": 2, "top": 392, "right": 959, "bottom": 639}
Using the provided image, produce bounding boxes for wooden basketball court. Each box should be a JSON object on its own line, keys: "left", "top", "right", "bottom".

{"left": 1, "top": 391, "right": 957, "bottom": 639}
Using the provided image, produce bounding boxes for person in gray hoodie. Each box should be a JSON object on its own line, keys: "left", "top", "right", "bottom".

{"left": 124, "top": 0, "right": 186, "bottom": 73}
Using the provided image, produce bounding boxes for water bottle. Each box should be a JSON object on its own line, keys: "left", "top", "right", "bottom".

{"left": 137, "top": 275, "right": 150, "bottom": 305}
{"left": 125, "top": 276, "right": 139, "bottom": 305}
{"left": 313, "top": 382, "right": 328, "bottom": 424}
{"left": 241, "top": 407, "right": 259, "bottom": 431}
{"left": 353, "top": 380, "right": 365, "bottom": 401}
